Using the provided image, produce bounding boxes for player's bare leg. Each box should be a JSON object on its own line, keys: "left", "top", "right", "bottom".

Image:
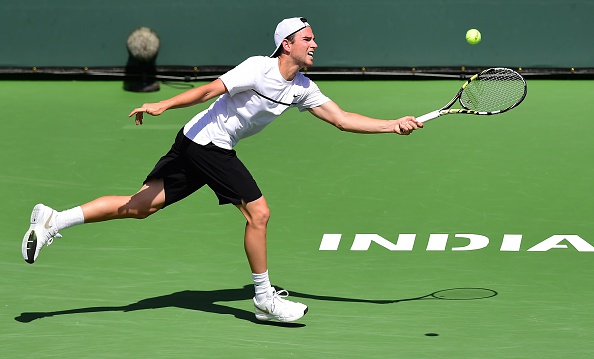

{"left": 22, "top": 178, "right": 165, "bottom": 264}
{"left": 81, "top": 178, "right": 166, "bottom": 222}
{"left": 237, "top": 196, "right": 308, "bottom": 322}
{"left": 236, "top": 196, "right": 270, "bottom": 274}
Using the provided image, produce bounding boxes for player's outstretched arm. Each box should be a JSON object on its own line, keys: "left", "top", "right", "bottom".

{"left": 128, "top": 79, "right": 228, "bottom": 125}
{"left": 308, "top": 101, "right": 422, "bottom": 135}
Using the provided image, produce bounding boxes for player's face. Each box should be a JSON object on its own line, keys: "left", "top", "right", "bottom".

{"left": 289, "top": 27, "right": 317, "bottom": 67}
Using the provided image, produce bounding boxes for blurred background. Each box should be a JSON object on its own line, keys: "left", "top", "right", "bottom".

{"left": 1, "top": 0, "right": 592, "bottom": 80}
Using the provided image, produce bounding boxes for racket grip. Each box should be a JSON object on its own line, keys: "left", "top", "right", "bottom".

{"left": 416, "top": 110, "right": 441, "bottom": 123}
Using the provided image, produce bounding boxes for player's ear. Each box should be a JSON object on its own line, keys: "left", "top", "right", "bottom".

{"left": 282, "top": 39, "right": 291, "bottom": 52}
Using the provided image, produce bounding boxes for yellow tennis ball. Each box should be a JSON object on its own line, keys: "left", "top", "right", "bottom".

{"left": 466, "top": 29, "right": 481, "bottom": 45}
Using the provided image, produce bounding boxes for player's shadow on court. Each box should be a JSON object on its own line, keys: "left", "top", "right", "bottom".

{"left": 14, "top": 286, "right": 497, "bottom": 326}
{"left": 14, "top": 285, "right": 303, "bottom": 327}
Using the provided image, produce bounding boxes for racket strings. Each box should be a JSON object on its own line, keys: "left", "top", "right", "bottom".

{"left": 460, "top": 69, "right": 526, "bottom": 112}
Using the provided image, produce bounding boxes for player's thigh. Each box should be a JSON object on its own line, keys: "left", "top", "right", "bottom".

{"left": 133, "top": 178, "right": 166, "bottom": 210}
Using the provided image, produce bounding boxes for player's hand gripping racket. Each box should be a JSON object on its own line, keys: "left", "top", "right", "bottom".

{"left": 416, "top": 67, "right": 527, "bottom": 123}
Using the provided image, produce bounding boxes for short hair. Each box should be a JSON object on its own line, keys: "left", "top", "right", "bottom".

{"left": 285, "top": 33, "right": 297, "bottom": 43}
{"left": 272, "top": 33, "right": 298, "bottom": 57}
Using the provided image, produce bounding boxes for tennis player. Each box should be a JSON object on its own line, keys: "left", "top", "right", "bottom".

{"left": 21, "top": 17, "right": 422, "bottom": 323}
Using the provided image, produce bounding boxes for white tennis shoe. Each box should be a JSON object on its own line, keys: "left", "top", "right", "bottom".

{"left": 22, "top": 204, "right": 62, "bottom": 264}
{"left": 254, "top": 287, "right": 308, "bottom": 322}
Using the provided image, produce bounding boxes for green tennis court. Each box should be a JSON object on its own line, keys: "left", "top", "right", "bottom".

{"left": 2, "top": 79, "right": 593, "bottom": 358}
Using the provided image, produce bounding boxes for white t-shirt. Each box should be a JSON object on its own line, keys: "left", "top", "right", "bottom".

{"left": 183, "top": 56, "right": 331, "bottom": 149}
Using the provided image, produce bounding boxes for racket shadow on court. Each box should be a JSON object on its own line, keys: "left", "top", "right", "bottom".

{"left": 286, "top": 287, "right": 498, "bottom": 304}
{"left": 14, "top": 286, "right": 496, "bottom": 326}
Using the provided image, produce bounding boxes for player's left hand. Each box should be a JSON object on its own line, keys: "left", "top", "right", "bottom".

{"left": 128, "top": 103, "right": 168, "bottom": 125}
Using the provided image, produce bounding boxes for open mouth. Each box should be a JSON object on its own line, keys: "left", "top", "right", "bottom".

{"left": 307, "top": 51, "right": 314, "bottom": 58}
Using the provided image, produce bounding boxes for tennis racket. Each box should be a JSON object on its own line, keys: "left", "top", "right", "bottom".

{"left": 416, "top": 67, "right": 527, "bottom": 123}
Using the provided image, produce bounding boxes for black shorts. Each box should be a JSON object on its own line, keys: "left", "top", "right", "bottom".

{"left": 144, "top": 129, "right": 262, "bottom": 207}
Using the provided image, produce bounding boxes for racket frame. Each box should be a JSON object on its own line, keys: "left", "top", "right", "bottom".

{"left": 416, "top": 68, "right": 526, "bottom": 123}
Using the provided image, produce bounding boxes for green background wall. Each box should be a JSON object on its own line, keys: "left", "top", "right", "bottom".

{"left": 1, "top": 0, "right": 592, "bottom": 69}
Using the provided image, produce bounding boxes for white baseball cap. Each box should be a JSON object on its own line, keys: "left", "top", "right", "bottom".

{"left": 270, "top": 17, "right": 310, "bottom": 57}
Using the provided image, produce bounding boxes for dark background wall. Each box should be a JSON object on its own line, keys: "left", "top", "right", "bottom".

{"left": 1, "top": 0, "right": 592, "bottom": 69}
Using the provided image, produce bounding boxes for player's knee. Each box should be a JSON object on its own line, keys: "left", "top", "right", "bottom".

{"left": 124, "top": 191, "right": 164, "bottom": 220}
{"left": 260, "top": 206, "right": 271, "bottom": 224}
{"left": 119, "top": 200, "right": 160, "bottom": 219}
{"left": 249, "top": 204, "right": 270, "bottom": 228}
{"left": 133, "top": 207, "right": 159, "bottom": 220}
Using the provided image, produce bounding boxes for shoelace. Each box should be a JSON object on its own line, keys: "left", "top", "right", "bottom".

{"left": 45, "top": 210, "right": 63, "bottom": 246}
{"left": 45, "top": 229, "right": 62, "bottom": 246}
{"left": 269, "top": 289, "right": 291, "bottom": 310}
{"left": 273, "top": 289, "right": 290, "bottom": 299}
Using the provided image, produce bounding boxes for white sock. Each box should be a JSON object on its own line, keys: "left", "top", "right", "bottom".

{"left": 252, "top": 270, "right": 272, "bottom": 304}
{"left": 55, "top": 206, "right": 85, "bottom": 231}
